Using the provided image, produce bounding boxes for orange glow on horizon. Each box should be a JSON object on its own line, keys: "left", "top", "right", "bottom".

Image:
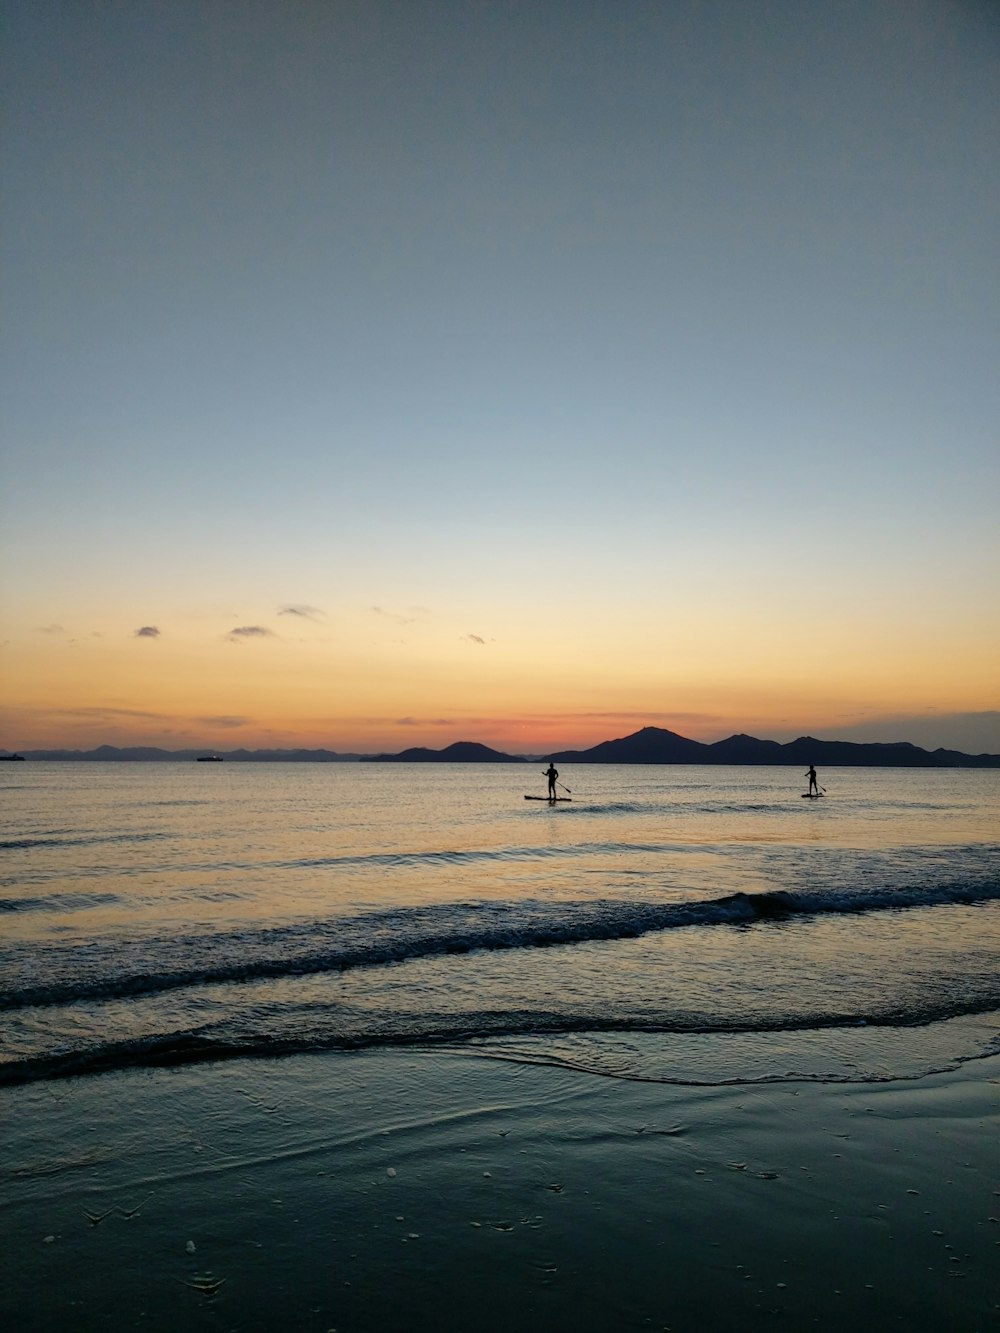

{"left": 2, "top": 602, "right": 998, "bottom": 753}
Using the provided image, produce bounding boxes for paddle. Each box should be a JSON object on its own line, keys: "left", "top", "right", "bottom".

{"left": 558, "top": 781, "right": 572, "bottom": 795}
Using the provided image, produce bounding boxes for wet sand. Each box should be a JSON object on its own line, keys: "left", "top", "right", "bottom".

{"left": 2, "top": 1050, "right": 998, "bottom": 1331}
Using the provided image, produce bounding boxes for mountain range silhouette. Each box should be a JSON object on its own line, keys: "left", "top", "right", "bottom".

{"left": 5, "top": 726, "right": 999, "bottom": 766}
{"left": 546, "top": 725, "right": 1000, "bottom": 767}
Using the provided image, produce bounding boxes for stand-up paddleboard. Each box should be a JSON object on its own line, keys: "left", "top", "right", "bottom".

{"left": 801, "top": 792, "right": 824, "bottom": 799}
{"left": 524, "top": 795, "right": 572, "bottom": 801}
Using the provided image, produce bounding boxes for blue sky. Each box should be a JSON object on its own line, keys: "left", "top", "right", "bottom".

{"left": 2, "top": 0, "right": 998, "bottom": 753}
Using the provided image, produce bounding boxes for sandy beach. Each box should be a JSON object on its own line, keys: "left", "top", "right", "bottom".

{"left": 3, "top": 1049, "right": 997, "bottom": 1332}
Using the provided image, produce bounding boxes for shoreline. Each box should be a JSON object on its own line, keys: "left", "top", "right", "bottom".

{"left": 3, "top": 1047, "right": 998, "bottom": 1331}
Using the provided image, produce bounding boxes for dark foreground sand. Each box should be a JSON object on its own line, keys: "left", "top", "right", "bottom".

{"left": 2, "top": 1049, "right": 997, "bottom": 1332}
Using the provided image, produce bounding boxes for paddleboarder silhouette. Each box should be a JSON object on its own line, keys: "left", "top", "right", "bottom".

{"left": 806, "top": 764, "right": 819, "bottom": 796}
{"left": 544, "top": 762, "right": 559, "bottom": 801}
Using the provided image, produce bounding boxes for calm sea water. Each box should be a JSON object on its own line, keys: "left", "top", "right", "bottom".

{"left": 2, "top": 762, "right": 998, "bottom": 1087}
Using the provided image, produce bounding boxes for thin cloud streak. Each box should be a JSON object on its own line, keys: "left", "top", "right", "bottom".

{"left": 806, "top": 710, "right": 1000, "bottom": 755}
{"left": 372, "top": 606, "right": 430, "bottom": 626}
{"left": 52, "top": 705, "right": 174, "bottom": 721}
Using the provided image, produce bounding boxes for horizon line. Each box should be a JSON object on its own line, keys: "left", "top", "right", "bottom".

{"left": 4, "top": 722, "right": 1000, "bottom": 763}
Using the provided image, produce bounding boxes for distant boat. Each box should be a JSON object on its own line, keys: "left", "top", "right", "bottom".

{"left": 1, "top": 753, "right": 25, "bottom": 761}
{"left": 196, "top": 755, "right": 224, "bottom": 762}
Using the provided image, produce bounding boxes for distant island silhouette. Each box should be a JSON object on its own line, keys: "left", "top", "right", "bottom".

{"left": 546, "top": 725, "right": 1000, "bottom": 768}
{"left": 2, "top": 726, "right": 999, "bottom": 766}
{"left": 0, "top": 745, "right": 365, "bottom": 763}
{"left": 369, "top": 741, "right": 518, "bottom": 763}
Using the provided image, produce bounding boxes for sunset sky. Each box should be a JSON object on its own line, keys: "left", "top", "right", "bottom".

{"left": 2, "top": 0, "right": 998, "bottom": 755}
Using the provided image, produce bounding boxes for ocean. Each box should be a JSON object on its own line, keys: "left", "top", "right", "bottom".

{"left": 2, "top": 761, "right": 999, "bottom": 1089}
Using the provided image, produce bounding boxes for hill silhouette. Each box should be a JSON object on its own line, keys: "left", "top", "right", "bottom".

{"left": 548, "top": 725, "right": 1000, "bottom": 768}
{"left": 369, "top": 741, "right": 524, "bottom": 763}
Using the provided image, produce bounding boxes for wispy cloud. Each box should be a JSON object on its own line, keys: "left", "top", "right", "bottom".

{"left": 464, "top": 634, "right": 486, "bottom": 645}
{"left": 134, "top": 625, "right": 161, "bottom": 638}
{"left": 278, "top": 605, "right": 324, "bottom": 621}
{"left": 521, "top": 710, "right": 729, "bottom": 726}
{"left": 372, "top": 606, "right": 416, "bottom": 626}
{"left": 372, "top": 605, "right": 431, "bottom": 627}
{"left": 52, "top": 705, "right": 254, "bottom": 730}
{"left": 397, "top": 717, "right": 454, "bottom": 727}
{"left": 227, "top": 626, "right": 275, "bottom": 641}
{"left": 52, "top": 705, "right": 173, "bottom": 721}
{"left": 36, "top": 624, "right": 65, "bottom": 635}
{"left": 811, "top": 710, "right": 1000, "bottom": 754}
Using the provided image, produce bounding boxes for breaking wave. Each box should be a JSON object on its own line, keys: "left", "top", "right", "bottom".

{"left": 3, "top": 875, "right": 998, "bottom": 1012}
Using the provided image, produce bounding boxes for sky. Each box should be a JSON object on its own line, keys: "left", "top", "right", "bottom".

{"left": 1, "top": 0, "right": 998, "bottom": 755}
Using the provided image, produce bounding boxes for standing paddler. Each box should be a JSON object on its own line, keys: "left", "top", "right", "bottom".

{"left": 544, "top": 761, "right": 559, "bottom": 802}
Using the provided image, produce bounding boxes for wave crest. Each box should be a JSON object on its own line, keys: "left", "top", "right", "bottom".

{"left": 3, "top": 876, "right": 998, "bottom": 1012}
